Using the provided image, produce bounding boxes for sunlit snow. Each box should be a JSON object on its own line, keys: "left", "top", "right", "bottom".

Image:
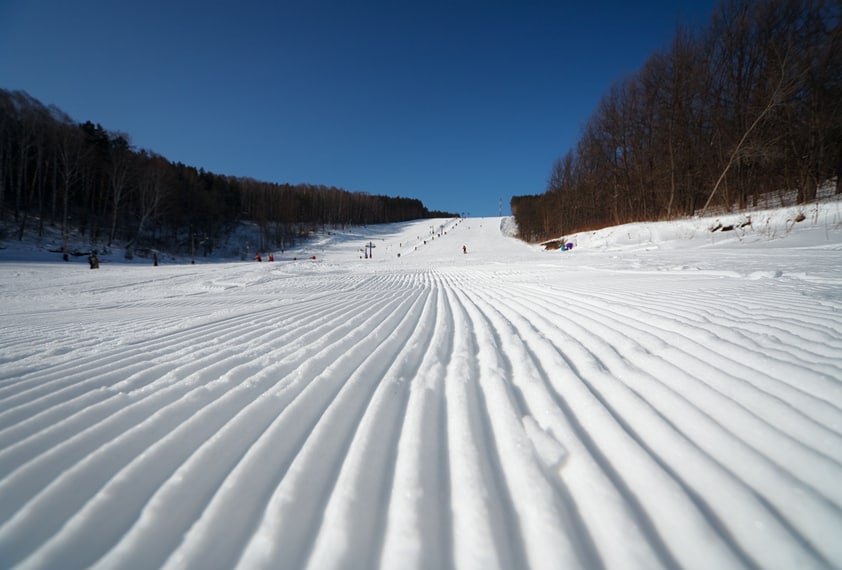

{"left": 1, "top": 202, "right": 841, "bottom": 569}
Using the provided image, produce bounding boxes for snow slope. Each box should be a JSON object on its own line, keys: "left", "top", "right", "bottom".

{"left": 1, "top": 207, "right": 841, "bottom": 569}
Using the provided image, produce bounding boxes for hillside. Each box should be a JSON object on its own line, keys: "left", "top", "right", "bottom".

{"left": 1, "top": 204, "right": 841, "bottom": 569}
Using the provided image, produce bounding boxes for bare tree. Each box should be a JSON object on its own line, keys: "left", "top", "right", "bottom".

{"left": 132, "top": 152, "right": 167, "bottom": 245}
{"left": 57, "top": 124, "right": 84, "bottom": 249}
{"left": 107, "top": 134, "right": 132, "bottom": 245}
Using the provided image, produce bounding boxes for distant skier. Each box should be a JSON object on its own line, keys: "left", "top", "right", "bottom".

{"left": 462, "top": 245, "right": 467, "bottom": 254}
{"left": 268, "top": 254, "right": 274, "bottom": 262}
{"left": 88, "top": 251, "right": 99, "bottom": 269}
{"left": 255, "top": 253, "right": 262, "bottom": 262}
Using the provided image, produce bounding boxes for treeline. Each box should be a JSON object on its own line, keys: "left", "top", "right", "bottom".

{"left": 240, "top": 178, "right": 448, "bottom": 251}
{"left": 513, "top": 0, "right": 842, "bottom": 243}
{"left": 0, "top": 88, "right": 454, "bottom": 255}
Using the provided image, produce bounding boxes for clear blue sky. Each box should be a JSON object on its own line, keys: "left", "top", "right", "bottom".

{"left": 1, "top": 0, "right": 717, "bottom": 217}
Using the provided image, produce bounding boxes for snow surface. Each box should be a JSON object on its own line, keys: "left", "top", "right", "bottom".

{"left": 1, "top": 204, "right": 842, "bottom": 569}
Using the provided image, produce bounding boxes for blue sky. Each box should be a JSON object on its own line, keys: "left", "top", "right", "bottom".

{"left": 1, "top": 0, "right": 717, "bottom": 217}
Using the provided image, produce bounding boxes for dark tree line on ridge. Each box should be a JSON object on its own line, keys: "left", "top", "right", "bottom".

{"left": 0, "top": 89, "right": 455, "bottom": 256}
{"left": 512, "top": 0, "right": 842, "bottom": 243}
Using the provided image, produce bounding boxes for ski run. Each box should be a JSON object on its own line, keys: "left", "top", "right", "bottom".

{"left": 1, "top": 204, "right": 842, "bottom": 569}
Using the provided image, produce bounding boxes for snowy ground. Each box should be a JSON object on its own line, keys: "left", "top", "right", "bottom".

{"left": 1, "top": 204, "right": 842, "bottom": 569}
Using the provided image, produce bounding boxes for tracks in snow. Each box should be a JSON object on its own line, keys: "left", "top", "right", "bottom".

{"left": 1, "top": 263, "right": 841, "bottom": 569}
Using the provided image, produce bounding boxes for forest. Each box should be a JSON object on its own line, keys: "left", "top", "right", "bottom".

{"left": 512, "top": 0, "right": 842, "bottom": 243}
{"left": 0, "top": 89, "right": 454, "bottom": 256}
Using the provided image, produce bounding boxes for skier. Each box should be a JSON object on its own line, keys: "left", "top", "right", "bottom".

{"left": 462, "top": 245, "right": 467, "bottom": 254}
{"left": 255, "top": 253, "right": 262, "bottom": 262}
{"left": 88, "top": 251, "right": 99, "bottom": 269}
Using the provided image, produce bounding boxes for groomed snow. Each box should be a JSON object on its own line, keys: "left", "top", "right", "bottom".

{"left": 1, "top": 204, "right": 842, "bottom": 569}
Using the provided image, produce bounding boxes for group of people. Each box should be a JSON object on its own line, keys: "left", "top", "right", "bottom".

{"left": 254, "top": 254, "right": 275, "bottom": 262}
{"left": 86, "top": 250, "right": 159, "bottom": 268}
